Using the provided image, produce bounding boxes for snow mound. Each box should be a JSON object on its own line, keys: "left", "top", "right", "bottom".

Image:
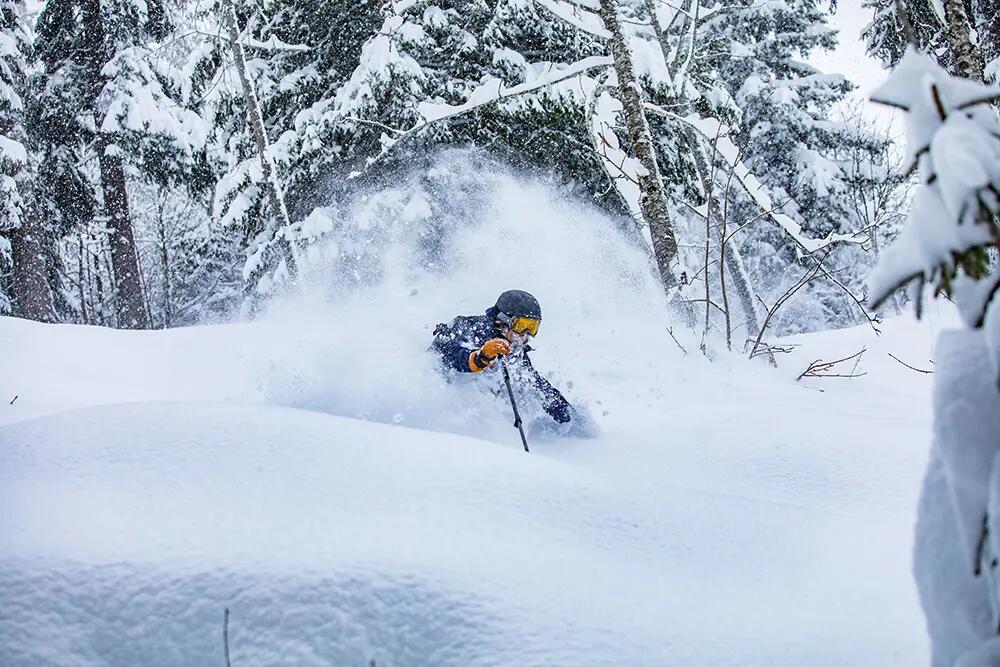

{"left": 0, "top": 159, "right": 940, "bottom": 664}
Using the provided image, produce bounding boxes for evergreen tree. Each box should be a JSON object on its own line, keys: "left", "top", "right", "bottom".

{"left": 33, "top": 0, "right": 208, "bottom": 328}
{"left": 864, "top": 0, "right": 999, "bottom": 83}
{"left": 207, "top": 0, "right": 619, "bottom": 294}
{"left": 869, "top": 50, "right": 1000, "bottom": 663}
{"left": 0, "top": 0, "right": 54, "bottom": 320}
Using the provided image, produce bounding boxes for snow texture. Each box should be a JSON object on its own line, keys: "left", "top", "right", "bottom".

{"left": 868, "top": 49, "right": 1000, "bottom": 373}
{"left": 868, "top": 46, "right": 1000, "bottom": 667}
{"left": 0, "top": 169, "right": 939, "bottom": 665}
{"left": 914, "top": 330, "right": 1000, "bottom": 665}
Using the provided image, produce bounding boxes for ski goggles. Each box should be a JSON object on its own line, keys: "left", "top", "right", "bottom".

{"left": 499, "top": 314, "right": 540, "bottom": 337}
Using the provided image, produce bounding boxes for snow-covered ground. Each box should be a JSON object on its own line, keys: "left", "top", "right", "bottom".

{"left": 0, "top": 173, "right": 939, "bottom": 665}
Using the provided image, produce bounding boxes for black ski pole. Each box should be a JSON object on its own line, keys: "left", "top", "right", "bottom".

{"left": 500, "top": 359, "right": 529, "bottom": 452}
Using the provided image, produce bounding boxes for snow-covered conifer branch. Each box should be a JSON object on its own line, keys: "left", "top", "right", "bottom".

{"left": 147, "top": 30, "right": 312, "bottom": 55}
{"left": 238, "top": 35, "right": 311, "bottom": 53}
{"left": 644, "top": 104, "right": 868, "bottom": 254}
{"left": 867, "top": 49, "right": 1000, "bottom": 324}
{"left": 351, "top": 56, "right": 614, "bottom": 178}
{"left": 530, "top": 0, "right": 611, "bottom": 39}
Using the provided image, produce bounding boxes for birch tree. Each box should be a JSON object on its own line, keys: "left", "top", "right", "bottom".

{"left": 640, "top": 0, "right": 762, "bottom": 340}
{"left": 220, "top": 0, "right": 298, "bottom": 293}
{"left": 865, "top": 0, "right": 997, "bottom": 83}
{"left": 594, "top": 0, "right": 683, "bottom": 292}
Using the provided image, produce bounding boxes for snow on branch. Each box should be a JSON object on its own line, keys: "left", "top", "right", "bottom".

{"left": 867, "top": 49, "right": 1000, "bottom": 329}
{"left": 645, "top": 104, "right": 868, "bottom": 255}
{"left": 587, "top": 84, "right": 646, "bottom": 222}
{"left": 530, "top": 0, "right": 611, "bottom": 39}
{"left": 238, "top": 35, "right": 311, "bottom": 53}
{"left": 418, "top": 56, "right": 612, "bottom": 123}
{"left": 352, "top": 55, "right": 614, "bottom": 178}
{"left": 169, "top": 29, "right": 312, "bottom": 54}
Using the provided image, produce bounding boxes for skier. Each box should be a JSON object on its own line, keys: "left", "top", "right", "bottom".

{"left": 431, "top": 289, "right": 574, "bottom": 425}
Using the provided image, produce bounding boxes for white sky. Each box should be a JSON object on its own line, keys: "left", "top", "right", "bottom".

{"left": 809, "top": 0, "right": 902, "bottom": 135}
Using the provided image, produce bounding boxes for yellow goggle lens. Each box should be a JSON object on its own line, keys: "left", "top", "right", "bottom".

{"left": 510, "top": 316, "right": 540, "bottom": 336}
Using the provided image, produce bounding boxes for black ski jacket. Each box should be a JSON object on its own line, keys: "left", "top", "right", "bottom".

{"left": 431, "top": 307, "right": 572, "bottom": 423}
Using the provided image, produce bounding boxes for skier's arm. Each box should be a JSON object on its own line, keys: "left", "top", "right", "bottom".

{"left": 522, "top": 354, "right": 573, "bottom": 423}
{"left": 432, "top": 322, "right": 479, "bottom": 372}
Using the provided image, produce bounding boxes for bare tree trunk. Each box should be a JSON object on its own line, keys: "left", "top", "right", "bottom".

{"left": 157, "top": 197, "right": 173, "bottom": 328}
{"left": 943, "top": 0, "right": 985, "bottom": 81}
{"left": 9, "top": 212, "right": 55, "bottom": 322}
{"left": 690, "top": 135, "right": 762, "bottom": 335}
{"left": 77, "top": 230, "right": 89, "bottom": 323}
{"left": 971, "top": 0, "right": 998, "bottom": 84}
{"left": 222, "top": 0, "right": 297, "bottom": 281}
{"left": 92, "top": 245, "right": 107, "bottom": 326}
{"left": 597, "top": 0, "right": 682, "bottom": 293}
{"left": 98, "top": 142, "right": 148, "bottom": 329}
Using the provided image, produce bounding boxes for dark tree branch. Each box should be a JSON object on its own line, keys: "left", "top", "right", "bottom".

{"left": 796, "top": 348, "right": 867, "bottom": 381}
{"left": 888, "top": 352, "right": 934, "bottom": 373}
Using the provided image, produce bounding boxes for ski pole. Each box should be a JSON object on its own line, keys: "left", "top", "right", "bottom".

{"left": 500, "top": 359, "right": 529, "bottom": 453}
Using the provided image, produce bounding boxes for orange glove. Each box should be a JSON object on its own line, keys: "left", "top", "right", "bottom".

{"left": 469, "top": 338, "right": 511, "bottom": 372}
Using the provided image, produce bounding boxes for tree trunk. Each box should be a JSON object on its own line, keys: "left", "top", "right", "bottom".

{"left": 971, "top": 0, "right": 998, "bottom": 84}
{"left": 222, "top": 0, "right": 297, "bottom": 283}
{"left": 9, "top": 213, "right": 55, "bottom": 322}
{"left": 943, "top": 0, "right": 985, "bottom": 81}
{"left": 81, "top": 1, "right": 147, "bottom": 328}
{"left": 687, "top": 129, "right": 762, "bottom": 338}
{"left": 98, "top": 143, "right": 148, "bottom": 328}
{"left": 597, "top": 0, "right": 681, "bottom": 293}
{"left": 643, "top": 0, "right": 762, "bottom": 337}
{"left": 157, "top": 201, "right": 172, "bottom": 328}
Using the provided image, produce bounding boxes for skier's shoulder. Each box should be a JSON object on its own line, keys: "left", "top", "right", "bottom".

{"left": 433, "top": 312, "right": 492, "bottom": 342}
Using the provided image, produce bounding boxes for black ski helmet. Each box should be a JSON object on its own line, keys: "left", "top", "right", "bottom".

{"left": 495, "top": 290, "right": 542, "bottom": 320}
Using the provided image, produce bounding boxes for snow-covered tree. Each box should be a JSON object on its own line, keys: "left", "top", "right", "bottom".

{"left": 33, "top": 0, "right": 208, "bottom": 328}
{"left": 611, "top": 0, "right": 879, "bottom": 339}
{"left": 868, "top": 49, "right": 1000, "bottom": 664}
{"left": 864, "top": 0, "right": 998, "bottom": 84}
{"left": 184, "top": 0, "right": 380, "bottom": 298}
{"left": 0, "top": 0, "right": 54, "bottom": 320}
{"left": 131, "top": 181, "right": 242, "bottom": 327}
{"left": 206, "top": 0, "right": 621, "bottom": 296}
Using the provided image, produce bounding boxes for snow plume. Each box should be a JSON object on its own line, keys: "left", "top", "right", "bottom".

{"left": 253, "top": 150, "right": 664, "bottom": 439}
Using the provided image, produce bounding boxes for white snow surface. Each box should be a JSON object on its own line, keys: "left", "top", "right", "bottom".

{"left": 0, "top": 172, "right": 938, "bottom": 665}
{"left": 914, "top": 329, "right": 1000, "bottom": 666}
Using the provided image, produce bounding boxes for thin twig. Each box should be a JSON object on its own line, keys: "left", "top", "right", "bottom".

{"left": 224, "top": 608, "right": 232, "bottom": 667}
{"left": 748, "top": 252, "right": 830, "bottom": 360}
{"left": 802, "top": 253, "right": 881, "bottom": 335}
{"left": 796, "top": 348, "right": 867, "bottom": 381}
{"left": 666, "top": 326, "right": 688, "bottom": 355}
{"left": 888, "top": 352, "right": 934, "bottom": 374}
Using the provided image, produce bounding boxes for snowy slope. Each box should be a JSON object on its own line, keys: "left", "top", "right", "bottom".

{"left": 0, "top": 313, "right": 937, "bottom": 666}
{"left": 0, "top": 173, "right": 937, "bottom": 665}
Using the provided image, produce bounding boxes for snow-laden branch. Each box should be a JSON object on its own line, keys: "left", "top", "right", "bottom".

{"left": 419, "top": 56, "right": 611, "bottom": 122}
{"left": 530, "top": 0, "right": 611, "bottom": 39}
{"left": 351, "top": 55, "right": 613, "bottom": 178}
{"left": 652, "top": 0, "right": 725, "bottom": 25}
{"left": 239, "top": 35, "right": 311, "bottom": 53}
{"left": 587, "top": 84, "right": 646, "bottom": 221}
{"left": 645, "top": 104, "right": 868, "bottom": 254}
{"left": 171, "top": 29, "right": 312, "bottom": 53}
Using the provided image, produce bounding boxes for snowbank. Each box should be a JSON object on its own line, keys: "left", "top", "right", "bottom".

{"left": 0, "top": 164, "right": 935, "bottom": 664}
